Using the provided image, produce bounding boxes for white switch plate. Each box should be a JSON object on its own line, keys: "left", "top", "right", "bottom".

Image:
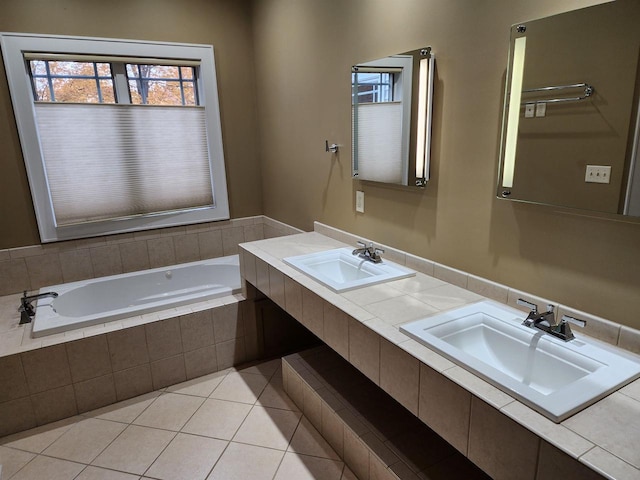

{"left": 535, "top": 102, "right": 546, "bottom": 117}
{"left": 356, "top": 190, "right": 365, "bottom": 213}
{"left": 585, "top": 165, "right": 611, "bottom": 184}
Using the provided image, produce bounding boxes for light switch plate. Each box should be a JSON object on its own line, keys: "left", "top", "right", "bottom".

{"left": 585, "top": 165, "right": 611, "bottom": 184}
{"left": 356, "top": 190, "right": 365, "bottom": 213}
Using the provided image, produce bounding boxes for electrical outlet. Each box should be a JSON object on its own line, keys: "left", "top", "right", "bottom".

{"left": 585, "top": 165, "right": 611, "bottom": 184}
{"left": 356, "top": 190, "right": 365, "bottom": 213}
{"left": 525, "top": 103, "right": 535, "bottom": 118}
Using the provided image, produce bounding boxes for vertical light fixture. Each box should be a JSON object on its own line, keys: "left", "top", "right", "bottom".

{"left": 502, "top": 35, "right": 527, "bottom": 189}
{"left": 415, "top": 47, "right": 434, "bottom": 186}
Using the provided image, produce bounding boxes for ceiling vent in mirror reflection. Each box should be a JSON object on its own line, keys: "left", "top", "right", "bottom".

{"left": 496, "top": 0, "right": 640, "bottom": 218}
{"left": 352, "top": 46, "right": 434, "bottom": 188}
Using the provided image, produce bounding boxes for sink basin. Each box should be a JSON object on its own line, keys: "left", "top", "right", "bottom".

{"left": 283, "top": 248, "right": 415, "bottom": 293}
{"left": 400, "top": 300, "right": 640, "bottom": 422}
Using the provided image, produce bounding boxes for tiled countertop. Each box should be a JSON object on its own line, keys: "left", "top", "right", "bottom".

{"left": 239, "top": 231, "right": 640, "bottom": 480}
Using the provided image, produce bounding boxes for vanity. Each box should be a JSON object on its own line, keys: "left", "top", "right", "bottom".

{"left": 240, "top": 224, "right": 640, "bottom": 480}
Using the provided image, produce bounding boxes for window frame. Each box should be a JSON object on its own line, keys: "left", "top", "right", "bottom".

{"left": 1, "top": 32, "right": 229, "bottom": 243}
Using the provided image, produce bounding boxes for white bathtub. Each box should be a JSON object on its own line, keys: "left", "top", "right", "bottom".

{"left": 32, "top": 255, "right": 241, "bottom": 338}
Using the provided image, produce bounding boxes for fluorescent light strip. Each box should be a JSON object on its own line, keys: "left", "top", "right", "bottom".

{"left": 502, "top": 36, "right": 526, "bottom": 188}
{"left": 415, "top": 57, "right": 429, "bottom": 180}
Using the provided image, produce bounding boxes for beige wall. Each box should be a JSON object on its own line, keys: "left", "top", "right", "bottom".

{"left": 2, "top": 0, "right": 639, "bottom": 330}
{"left": 251, "top": 0, "right": 640, "bottom": 329}
{"left": 0, "top": 0, "right": 262, "bottom": 249}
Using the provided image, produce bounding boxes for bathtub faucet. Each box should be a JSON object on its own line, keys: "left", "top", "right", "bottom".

{"left": 19, "top": 290, "right": 58, "bottom": 325}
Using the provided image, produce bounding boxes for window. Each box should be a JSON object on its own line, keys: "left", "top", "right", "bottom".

{"left": 1, "top": 33, "right": 229, "bottom": 242}
{"left": 126, "top": 64, "right": 197, "bottom": 105}
{"left": 351, "top": 72, "right": 394, "bottom": 104}
{"left": 30, "top": 60, "right": 115, "bottom": 103}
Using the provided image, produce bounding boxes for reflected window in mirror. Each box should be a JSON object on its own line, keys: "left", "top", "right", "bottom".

{"left": 352, "top": 71, "right": 394, "bottom": 103}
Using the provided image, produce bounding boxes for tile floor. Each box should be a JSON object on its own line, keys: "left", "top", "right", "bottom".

{"left": 0, "top": 358, "right": 357, "bottom": 480}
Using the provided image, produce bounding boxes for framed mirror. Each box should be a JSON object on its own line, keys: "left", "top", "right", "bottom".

{"left": 352, "top": 47, "right": 434, "bottom": 187}
{"left": 497, "top": 0, "right": 640, "bottom": 217}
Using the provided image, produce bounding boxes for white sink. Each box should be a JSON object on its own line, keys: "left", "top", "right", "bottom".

{"left": 401, "top": 300, "right": 640, "bottom": 422}
{"left": 283, "top": 248, "right": 415, "bottom": 293}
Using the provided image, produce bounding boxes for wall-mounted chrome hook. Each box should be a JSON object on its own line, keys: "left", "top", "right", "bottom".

{"left": 325, "top": 140, "right": 339, "bottom": 154}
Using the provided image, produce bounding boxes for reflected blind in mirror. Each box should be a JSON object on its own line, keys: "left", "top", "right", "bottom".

{"left": 354, "top": 102, "right": 403, "bottom": 184}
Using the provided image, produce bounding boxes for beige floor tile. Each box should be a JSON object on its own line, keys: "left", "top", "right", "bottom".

{"left": 288, "top": 417, "right": 341, "bottom": 460}
{"left": 92, "top": 425, "right": 175, "bottom": 475}
{"left": 146, "top": 433, "right": 228, "bottom": 480}
{"left": 206, "top": 442, "right": 284, "bottom": 480}
{"left": 75, "top": 466, "right": 140, "bottom": 480}
{"left": 274, "top": 452, "right": 344, "bottom": 480}
{"left": 166, "top": 370, "right": 228, "bottom": 397}
{"left": 341, "top": 466, "right": 358, "bottom": 480}
{"left": 0, "top": 416, "right": 81, "bottom": 453}
{"left": 0, "top": 445, "right": 36, "bottom": 479}
{"left": 257, "top": 376, "right": 300, "bottom": 411}
{"left": 10, "top": 455, "right": 85, "bottom": 480}
{"left": 84, "top": 392, "right": 161, "bottom": 424}
{"left": 209, "top": 371, "right": 269, "bottom": 404}
{"left": 43, "top": 418, "right": 126, "bottom": 464}
{"left": 133, "top": 392, "right": 204, "bottom": 431}
{"left": 182, "top": 398, "right": 251, "bottom": 440}
{"left": 236, "top": 358, "right": 281, "bottom": 377}
{"left": 233, "top": 406, "right": 302, "bottom": 450}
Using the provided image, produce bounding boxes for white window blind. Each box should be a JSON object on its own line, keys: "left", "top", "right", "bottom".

{"left": 354, "top": 102, "right": 403, "bottom": 184}
{"left": 35, "top": 103, "right": 213, "bottom": 226}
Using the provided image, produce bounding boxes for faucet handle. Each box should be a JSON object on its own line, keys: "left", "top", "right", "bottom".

{"left": 517, "top": 298, "right": 538, "bottom": 313}
{"left": 356, "top": 240, "right": 367, "bottom": 248}
{"left": 561, "top": 315, "right": 587, "bottom": 328}
{"left": 374, "top": 247, "right": 385, "bottom": 255}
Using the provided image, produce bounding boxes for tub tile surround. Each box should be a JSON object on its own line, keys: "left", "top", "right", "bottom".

{"left": 239, "top": 225, "right": 640, "bottom": 480}
{"left": 0, "top": 215, "right": 302, "bottom": 357}
{"left": 0, "top": 215, "right": 301, "bottom": 298}
{"left": 0, "top": 297, "right": 251, "bottom": 437}
{"left": 0, "top": 216, "right": 303, "bottom": 438}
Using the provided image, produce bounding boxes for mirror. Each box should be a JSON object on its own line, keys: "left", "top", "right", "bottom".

{"left": 497, "top": 0, "right": 640, "bottom": 217}
{"left": 352, "top": 47, "right": 434, "bottom": 187}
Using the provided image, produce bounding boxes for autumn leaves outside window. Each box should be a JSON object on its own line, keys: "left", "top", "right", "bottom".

{"left": 29, "top": 59, "right": 198, "bottom": 106}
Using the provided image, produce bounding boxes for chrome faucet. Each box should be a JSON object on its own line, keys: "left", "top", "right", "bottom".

{"left": 19, "top": 290, "right": 58, "bottom": 325}
{"left": 517, "top": 298, "right": 586, "bottom": 341}
{"left": 352, "top": 241, "right": 385, "bottom": 263}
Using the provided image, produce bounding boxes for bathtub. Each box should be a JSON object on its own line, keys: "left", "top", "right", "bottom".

{"left": 31, "top": 255, "right": 241, "bottom": 338}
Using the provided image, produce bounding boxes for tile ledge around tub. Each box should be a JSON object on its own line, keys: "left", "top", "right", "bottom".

{"left": 0, "top": 291, "right": 244, "bottom": 358}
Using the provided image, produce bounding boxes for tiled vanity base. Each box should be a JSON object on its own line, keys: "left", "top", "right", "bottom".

{"left": 0, "top": 298, "right": 252, "bottom": 438}
{"left": 240, "top": 232, "right": 638, "bottom": 480}
{"left": 283, "top": 345, "right": 490, "bottom": 480}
